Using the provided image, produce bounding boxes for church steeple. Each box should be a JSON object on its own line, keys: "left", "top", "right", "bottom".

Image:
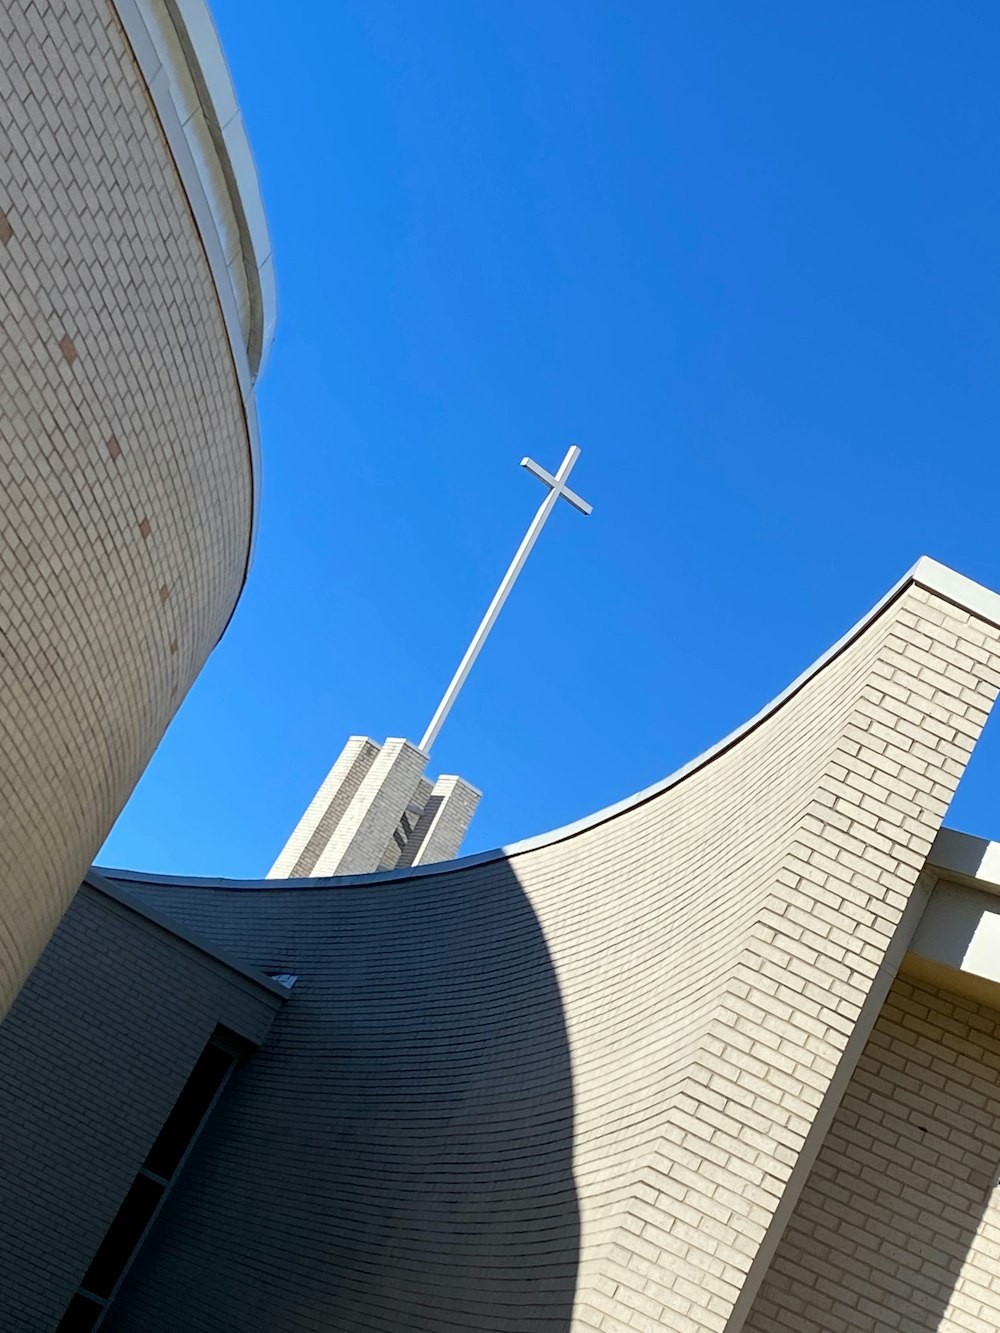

{"left": 268, "top": 447, "right": 590, "bottom": 878}
{"left": 267, "top": 737, "right": 480, "bottom": 878}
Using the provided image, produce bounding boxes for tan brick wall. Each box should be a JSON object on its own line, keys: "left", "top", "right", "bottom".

{"left": 92, "top": 573, "right": 1000, "bottom": 1333}
{"left": 268, "top": 737, "right": 382, "bottom": 878}
{"left": 403, "top": 773, "right": 481, "bottom": 866}
{"left": 515, "top": 583, "right": 1000, "bottom": 1332}
{"left": 0, "top": 0, "right": 253, "bottom": 1012}
{"left": 310, "top": 738, "right": 429, "bottom": 876}
{"left": 745, "top": 973, "right": 1000, "bottom": 1333}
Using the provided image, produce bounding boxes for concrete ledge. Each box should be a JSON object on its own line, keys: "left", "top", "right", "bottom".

{"left": 906, "top": 829, "right": 1000, "bottom": 1006}
{"left": 903, "top": 873, "right": 1000, "bottom": 1008}
{"left": 928, "top": 827, "right": 1000, "bottom": 892}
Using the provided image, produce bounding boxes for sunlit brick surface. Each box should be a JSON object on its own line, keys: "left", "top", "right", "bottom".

{"left": 98, "top": 580, "right": 1000, "bottom": 1332}
{"left": 0, "top": 0, "right": 252, "bottom": 1014}
{"left": 745, "top": 975, "right": 1000, "bottom": 1333}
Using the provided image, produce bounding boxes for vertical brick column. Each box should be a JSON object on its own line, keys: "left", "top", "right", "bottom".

{"left": 267, "top": 738, "right": 380, "bottom": 878}
{"left": 378, "top": 776, "right": 434, "bottom": 871}
{"left": 398, "top": 775, "right": 482, "bottom": 867}
{"left": 270, "top": 742, "right": 481, "bottom": 877}
{"left": 310, "top": 739, "right": 428, "bottom": 877}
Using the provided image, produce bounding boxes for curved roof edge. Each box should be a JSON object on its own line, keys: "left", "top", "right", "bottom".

{"left": 99, "top": 555, "right": 1000, "bottom": 895}
{"left": 112, "top": 0, "right": 276, "bottom": 578}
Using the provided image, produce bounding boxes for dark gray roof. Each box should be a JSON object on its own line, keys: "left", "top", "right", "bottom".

{"left": 99, "top": 860, "right": 578, "bottom": 1333}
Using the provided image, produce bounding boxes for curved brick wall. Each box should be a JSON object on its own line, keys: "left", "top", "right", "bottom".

{"left": 101, "top": 567, "right": 1000, "bottom": 1333}
{"left": 0, "top": 0, "right": 255, "bottom": 1013}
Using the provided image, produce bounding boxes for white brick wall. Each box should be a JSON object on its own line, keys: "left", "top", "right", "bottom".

{"left": 516, "top": 581, "right": 1000, "bottom": 1332}
{"left": 268, "top": 737, "right": 381, "bottom": 877}
{"left": 0, "top": 0, "right": 254, "bottom": 1013}
{"left": 91, "top": 571, "right": 1000, "bottom": 1333}
{"left": 270, "top": 739, "right": 481, "bottom": 876}
{"left": 402, "top": 774, "right": 482, "bottom": 867}
{"left": 745, "top": 973, "right": 1000, "bottom": 1333}
{"left": 310, "top": 739, "right": 428, "bottom": 876}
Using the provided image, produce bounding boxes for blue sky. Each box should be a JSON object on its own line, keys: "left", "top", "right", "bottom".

{"left": 101, "top": 1, "right": 1000, "bottom": 876}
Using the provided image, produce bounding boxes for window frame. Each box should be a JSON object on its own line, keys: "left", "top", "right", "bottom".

{"left": 56, "top": 1027, "right": 245, "bottom": 1332}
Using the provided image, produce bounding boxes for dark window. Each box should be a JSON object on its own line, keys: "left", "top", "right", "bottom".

{"left": 56, "top": 1028, "right": 241, "bottom": 1332}
{"left": 80, "top": 1173, "right": 163, "bottom": 1299}
{"left": 144, "top": 1042, "right": 234, "bottom": 1178}
{"left": 54, "top": 1294, "right": 103, "bottom": 1333}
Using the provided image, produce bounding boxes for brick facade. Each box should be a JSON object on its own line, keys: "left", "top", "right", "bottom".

{"left": 309, "top": 737, "right": 430, "bottom": 875}
{"left": 745, "top": 974, "right": 1000, "bottom": 1332}
{"left": 268, "top": 737, "right": 481, "bottom": 876}
{"left": 0, "top": 0, "right": 261, "bottom": 1017}
{"left": 268, "top": 737, "right": 382, "bottom": 877}
{"left": 400, "top": 774, "right": 482, "bottom": 867}
{"left": 0, "top": 878, "right": 282, "bottom": 1331}
{"left": 571, "top": 580, "right": 1000, "bottom": 1333}
{"left": 68, "top": 566, "right": 1000, "bottom": 1332}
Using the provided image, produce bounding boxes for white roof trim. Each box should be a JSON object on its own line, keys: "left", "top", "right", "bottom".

{"left": 111, "top": 0, "right": 277, "bottom": 577}
{"left": 927, "top": 828, "right": 1000, "bottom": 893}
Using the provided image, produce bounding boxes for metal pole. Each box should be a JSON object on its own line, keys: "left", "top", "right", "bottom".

{"left": 419, "top": 447, "right": 582, "bottom": 754}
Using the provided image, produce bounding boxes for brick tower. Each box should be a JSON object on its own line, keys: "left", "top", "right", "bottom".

{"left": 269, "top": 447, "right": 590, "bottom": 879}
{"left": 267, "top": 737, "right": 481, "bottom": 877}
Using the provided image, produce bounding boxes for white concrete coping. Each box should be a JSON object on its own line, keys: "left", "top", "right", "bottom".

{"left": 928, "top": 827, "right": 1000, "bottom": 892}
{"left": 903, "top": 831, "right": 1000, "bottom": 1003}
{"left": 909, "top": 880, "right": 1000, "bottom": 981}
{"left": 97, "top": 556, "right": 1000, "bottom": 893}
{"left": 111, "top": 0, "right": 276, "bottom": 575}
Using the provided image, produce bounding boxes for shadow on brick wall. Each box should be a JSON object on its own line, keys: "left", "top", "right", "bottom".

{"left": 103, "top": 862, "right": 581, "bottom": 1333}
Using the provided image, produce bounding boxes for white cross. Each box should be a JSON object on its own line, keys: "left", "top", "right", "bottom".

{"left": 419, "top": 446, "right": 593, "bottom": 755}
{"left": 520, "top": 449, "right": 593, "bottom": 517}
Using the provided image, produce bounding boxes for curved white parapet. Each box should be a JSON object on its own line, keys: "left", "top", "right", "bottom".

{"left": 113, "top": 0, "right": 276, "bottom": 379}
{"left": 111, "top": 0, "right": 275, "bottom": 560}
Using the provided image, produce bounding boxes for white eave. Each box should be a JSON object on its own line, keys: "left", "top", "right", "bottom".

{"left": 902, "top": 829, "right": 1000, "bottom": 1006}
{"left": 111, "top": 0, "right": 277, "bottom": 568}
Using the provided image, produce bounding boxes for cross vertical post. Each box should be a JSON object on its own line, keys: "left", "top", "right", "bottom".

{"left": 419, "top": 445, "right": 592, "bottom": 755}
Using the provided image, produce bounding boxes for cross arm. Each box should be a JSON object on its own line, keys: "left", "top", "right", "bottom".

{"left": 520, "top": 456, "right": 593, "bottom": 516}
